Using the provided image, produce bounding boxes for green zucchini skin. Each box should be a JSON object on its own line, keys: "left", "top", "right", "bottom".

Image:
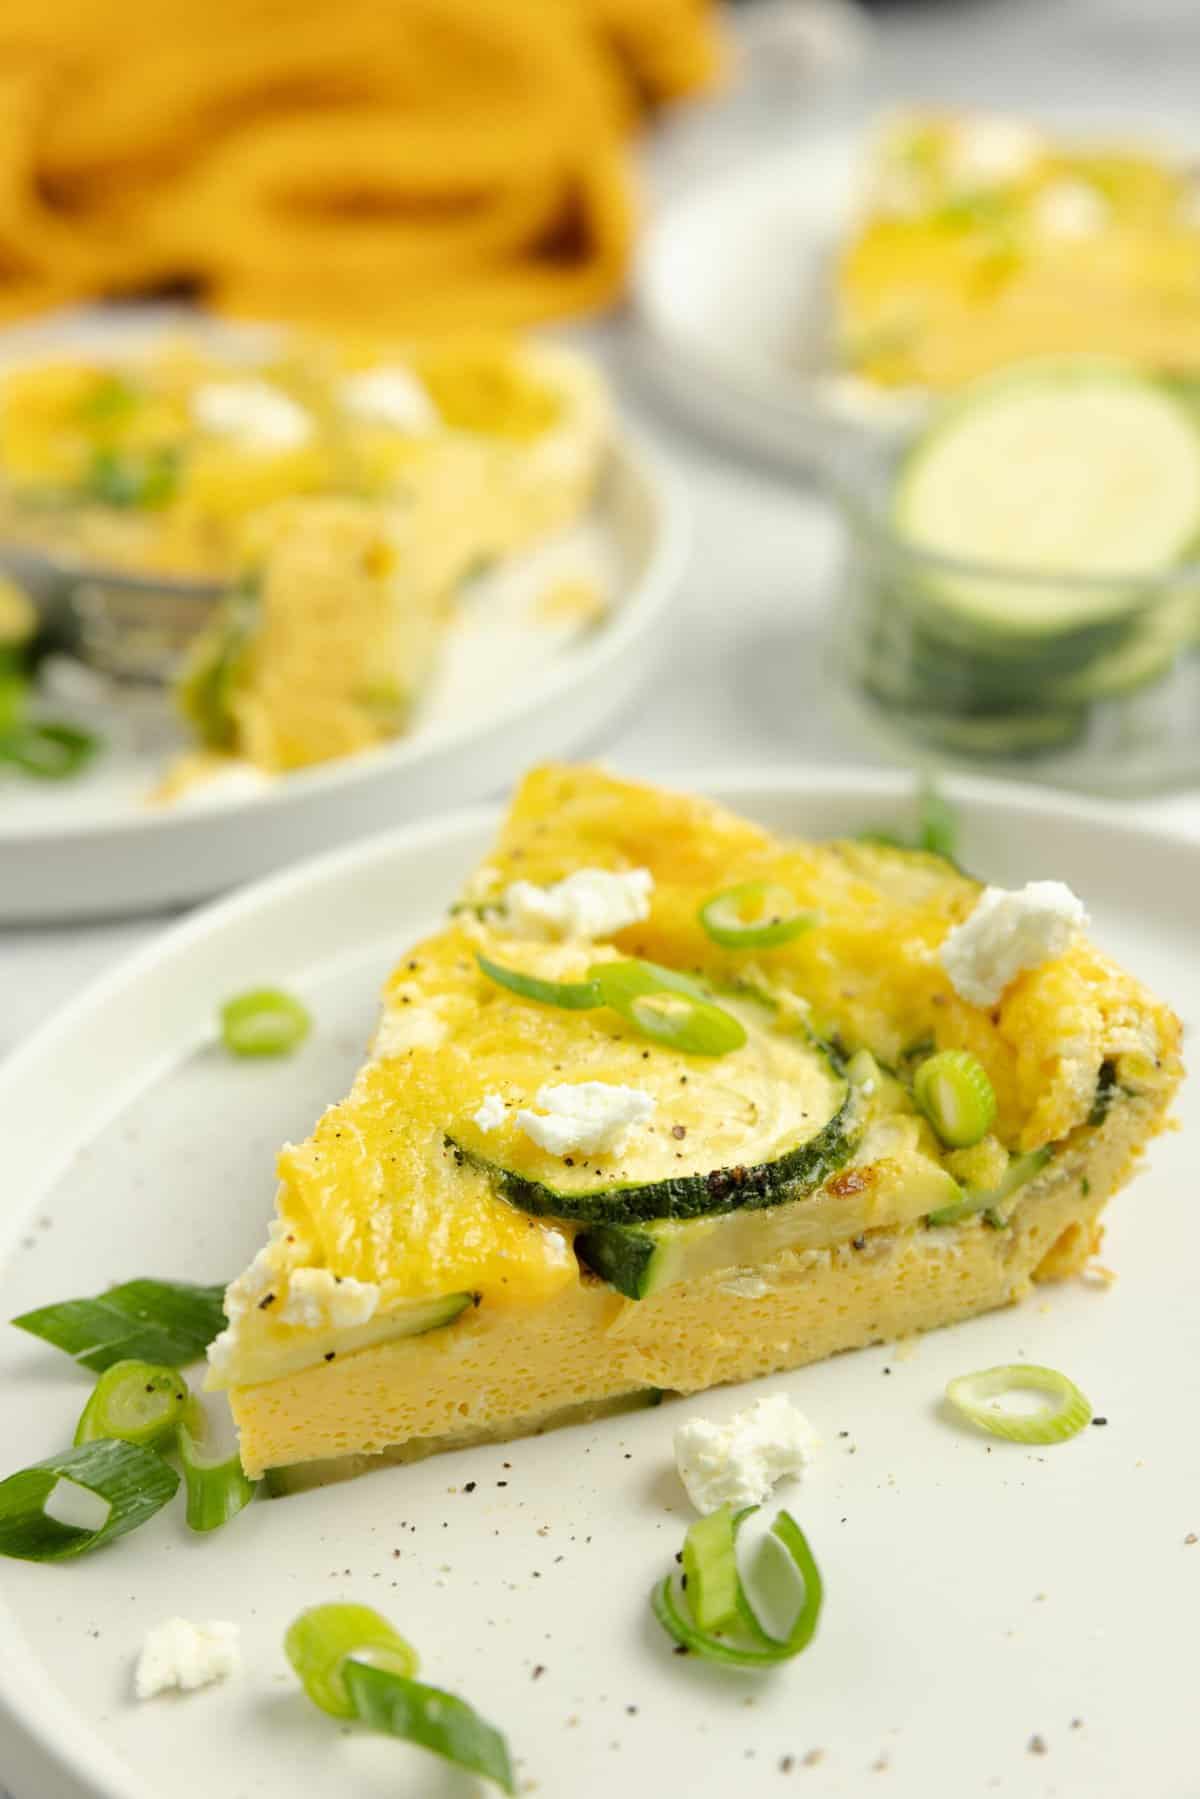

{"left": 449, "top": 1095, "right": 857, "bottom": 1228}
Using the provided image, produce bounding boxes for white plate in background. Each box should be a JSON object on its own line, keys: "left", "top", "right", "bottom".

{"left": 0, "top": 311, "right": 687, "bottom": 923}
{"left": 0, "top": 767, "right": 1195, "bottom": 1799}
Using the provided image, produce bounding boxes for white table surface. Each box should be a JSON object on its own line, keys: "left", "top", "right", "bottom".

{"left": 3, "top": 0, "right": 1200, "bottom": 1060}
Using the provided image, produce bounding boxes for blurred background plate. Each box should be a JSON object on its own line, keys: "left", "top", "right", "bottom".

{"left": 0, "top": 317, "right": 687, "bottom": 925}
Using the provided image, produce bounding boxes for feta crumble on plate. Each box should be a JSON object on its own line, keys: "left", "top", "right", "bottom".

{"left": 674, "top": 1394, "right": 821, "bottom": 1514}
{"left": 497, "top": 867, "right": 653, "bottom": 942}
{"left": 134, "top": 1618, "right": 240, "bottom": 1699}
{"left": 517, "top": 1081, "right": 655, "bottom": 1157}
{"left": 191, "top": 380, "right": 312, "bottom": 451}
{"left": 340, "top": 366, "right": 437, "bottom": 434}
{"left": 939, "top": 880, "right": 1088, "bottom": 1008}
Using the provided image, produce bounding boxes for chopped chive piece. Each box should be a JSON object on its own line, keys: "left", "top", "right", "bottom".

{"left": 0, "top": 1440, "right": 179, "bottom": 1561}
{"left": 220, "top": 987, "right": 311, "bottom": 1058}
{"left": 85, "top": 446, "right": 179, "bottom": 510}
{"left": 588, "top": 960, "right": 747, "bottom": 1058}
{"left": 343, "top": 1663, "right": 515, "bottom": 1795}
{"left": 916, "top": 784, "right": 958, "bottom": 860}
{"left": 651, "top": 1508, "right": 823, "bottom": 1665}
{"left": 285, "top": 1603, "right": 514, "bottom": 1793}
{"left": 73, "top": 1360, "right": 188, "bottom": 1450}
{"left": 178, "top": 1400, "right": 258, "bottom": 1533}
{"left": 476, "top": 955, "right": 601, "bottom": 1011}
{"left": 699, "top": 883, "right": 821, "bottom": 951}
{"left": 859, "top": 783, "right": 959, "bottom": 863}
{"left": 286, "top": 1603, "right": 419, "bottom": 1719}
{"left": 78, "top": 373, "right": 139, "bottom": 427}
{"left": 13, "top": 1278, "right": 228, "bottom": 1373}
{"left": 0, "top": 722, "right": 100, "bottom": 780}
{"left": 913, "top": 1050, "right": 996, "bottom": 1148}
{"left": 681, "top": 1505, "right": 740, "bottom": 1632}
{"left": 945, "top": 1364, "right": 1092, "bottom": 1444}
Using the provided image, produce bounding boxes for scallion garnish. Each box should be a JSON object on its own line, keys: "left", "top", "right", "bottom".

{"left": 85, "top": 446, "right": 179, "bottom": 510}
{"left": 912, "top": 1050, "right": 996, "bottom": 1148}
{"left": 476, "top": 954, "right": 601, "bottom": 1011}
{"left": 178, "top": 1399, "right": 258, "bottom": 1533}
{"left": 859, "top": 783, "right": 959, "bottom": 863}
{"left": 588, "top": 960, "right": 747, "bottom": 1058}
{"left": 477, "top": 950, "right": 747, "bottom": 1057}
{"left": 945, "top": 1363, "right": 1092, "bottom": 1444}
{"left": 0, "top": 722, "right": 100, "bottom": 781}
{"left": 73, "top": 1360, "right": 188, "bottom": 1451}
{"left": 698, "top": 882, "right": 820, "bottom": 951}
{"left": 13, "top": 1277, "right": 227, "bottom": 1373}
{"left": 286, "top": 1603, "right": 419, "bottom": 1717}
{"left": 927, "top": 1145, "right": 1051, "bottom": 1228}
{"left": 220, "top": 988, "right": 311, "bottom": 1058}
{"left": 0, "top": 1440, "right": 179, "bottom": 1561}
{"left": 344, "top": 1665, "right": 515, "bottom": 1794}
{"left": 651, "top": 1508, "right": 823, "bottom": 1666}
{"left": 681, "top": 1505, "right": 741, "bottom": 1632}
{"left": 286, "top": 1603, "right": 514, "bottom": 1793}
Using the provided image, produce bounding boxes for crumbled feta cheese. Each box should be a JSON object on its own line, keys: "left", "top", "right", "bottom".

{"left": 948, "top": 116, "right": 1041, "bottom": 189}
{"left": 673, "top": 1395, "right": 820, "bottom": 1514}
{"left": 939, "top": 880, "right": 1089, "bottom": 1007}
{"left": 134, "top": 1619, "right": 240, "bottom": 1700}
{"left": 340, "top": 366, "right": 437, "bottom": 433}
{"left": 42, "top": 1477, "right": 110, "bottom": 1534}
{"left": 474, "top": 1091, "right": 507, "bottom": 1132}
{"left": 516, "top": 1081, "right": 655, "bottom": 1157}
{"left": 279, "top": 1268, "right": 380, "bottom": 1331}
{"left": 1032, "top": 178, "right": 1109, "bottom": 240}
{"left": 192, "top": 380, "right": 312, "bottom": 451}
{"left": 497, "top": 867, "right": 653, "bottom": 942}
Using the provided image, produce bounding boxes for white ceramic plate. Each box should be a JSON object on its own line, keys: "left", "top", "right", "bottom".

{"left": 0, "top": 311, "right": 687, "bottom": 923}
{"left": 0, "top": 768, "right": 1196, "bottom": 1799}
{"left": 634, "top": 132, "right": 883, "bottom": 469}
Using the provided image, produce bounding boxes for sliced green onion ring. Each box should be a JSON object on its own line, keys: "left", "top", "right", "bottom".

{"left": 945, "top": 1363, "right": 1092, "bottom": 1444}
{"left": 651, "top": 1508, "right": 823, "bottom": 1666}
{"left": 220, "top": 987, "right": 311, "bottom": 1058}
{"left": 13, "top": 1277, "right": 228, "bottom": 1373}
{"left": 0, "top": 1440, "right": 179, "bottom": 1561}
{"left": 699, "top": 882, "right": 821, "bottom": 950}
{"left": 178, "top": 1399, "right": 258, "bottom": 1533}
{"left": 476, "top": 954, "right": 601, "bottom": 1011}
{"left": 913, "top": 1050, "right": 996, "bottom": 1148}
{"left": 285, "top": 1602, "right": 514, "bottom": 1793}
{"left": 73, "top": 1359, "right": 188, "bottom": 1450}
{"left": 343, "top": 1662, "right": 515, "bottom": 1795}
{"left": 589, "top": 959, "right": 747, "bottom": 1057}
{"left": 285, "top": 1603, "right": 419, "bottom": 1720}
{"left": 681, "top": 1505, "right": 740, "bottom": 1632}
{"left": 0, "top": 722, "right": 100, "bottom": 781}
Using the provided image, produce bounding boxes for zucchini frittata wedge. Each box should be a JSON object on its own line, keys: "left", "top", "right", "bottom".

{"left": 209, "top": 766, "right": 1183, "bottom": 1480}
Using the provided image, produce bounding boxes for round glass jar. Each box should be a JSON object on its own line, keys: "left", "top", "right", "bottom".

{"left": 826, "top": 437, "right": 1200, "bottom": 797}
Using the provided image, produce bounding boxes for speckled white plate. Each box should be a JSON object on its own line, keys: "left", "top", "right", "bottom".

{"left": 0, "top": 769, "right": 1196, "bottom": 1799}
{"left": 0, "top": 309, "right": 687, "bottom": 924}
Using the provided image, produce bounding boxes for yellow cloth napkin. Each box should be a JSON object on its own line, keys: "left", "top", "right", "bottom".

{"left": 0, "top": 0, "right": 724, "bottom": 330}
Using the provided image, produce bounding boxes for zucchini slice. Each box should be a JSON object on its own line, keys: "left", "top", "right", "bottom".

{"left": 452, "top": 1001, "right": 855, "bottom": 1226}
{"left": 893, "top": 361, "right": 1200, "bottom": 637}
{"left": 577, "top": 1116, "right": 960, "bottom": 1298}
